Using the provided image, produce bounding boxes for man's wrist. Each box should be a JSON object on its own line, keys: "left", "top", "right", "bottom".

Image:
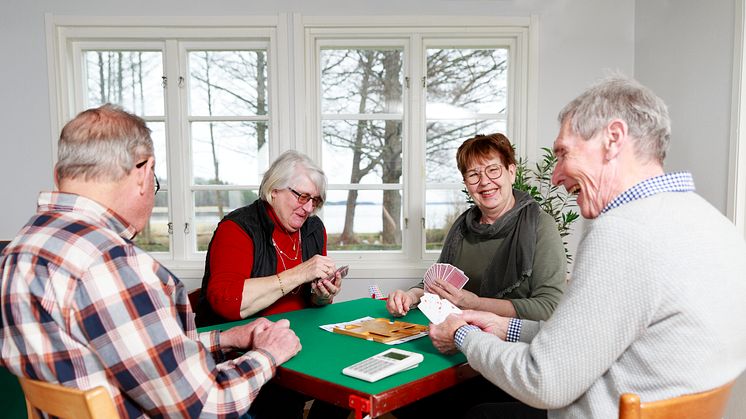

{"left": 454, "top": 324, "right": 480, "bottom": 350}
{"left": 505, "top": 318, "right": 522, "bottom": 342}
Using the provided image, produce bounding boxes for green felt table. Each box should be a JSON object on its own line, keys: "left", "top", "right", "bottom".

{"left": 200, "top": 298, "right": 477, "bottom": 418}
{"left": 0, "top": 298, "right": 476, "bottom": 419}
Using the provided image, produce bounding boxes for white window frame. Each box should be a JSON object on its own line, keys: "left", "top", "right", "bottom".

{"left": 45, "top": 15, "right": 290, "bottom": 277}
{"left": 730, "top": 1, "right": 746, "bottom": 240}
{"left": 298, "top": 15, "right": 537, "bottom": 278}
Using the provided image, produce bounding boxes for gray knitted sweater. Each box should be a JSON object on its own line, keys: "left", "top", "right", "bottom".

{"left": 461, "top": 191, "right": 746, "bottom": 417}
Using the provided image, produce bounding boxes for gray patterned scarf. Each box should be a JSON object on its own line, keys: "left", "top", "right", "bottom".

{"left": 438, "top": 189, "right": 539, "bottom": 298}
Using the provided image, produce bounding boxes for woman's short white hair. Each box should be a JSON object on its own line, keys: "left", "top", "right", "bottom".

{"left": 56, "top": 104, "right": 153, "bottom": 182}
{"left": 259, "top": 150, "right": 327, "bottom": 212}
{"left": 557, "top": 75, "right": 671, "bottom": 163}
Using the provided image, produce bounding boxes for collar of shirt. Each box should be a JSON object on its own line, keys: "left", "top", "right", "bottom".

{"left": 38, "top": 191, "right": 138, "bottom": 240}
{"left": 601, "top": 171, "right": 696, "bottom": 214}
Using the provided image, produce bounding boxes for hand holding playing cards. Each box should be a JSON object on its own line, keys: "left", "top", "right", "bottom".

{"left": 386, "top": 289, "right": 423, "bottom": 317}
{"left": 461, "top": 310, "right": 511, "bottom": 341}
{"left": 429, "top": 278, "right": 479, "bottom": 310}
{"left": 311, "top": 265, "right": 347, "bottom": 305}
{"left": 429, "top": 314, "right": 467, "bottom": 354}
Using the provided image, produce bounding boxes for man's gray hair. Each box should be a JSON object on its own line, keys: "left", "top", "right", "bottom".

{"left": 56, "top": 104, "right": 153, "bottom": 182}
{"left": 558, "top": 75, "right": 671, "bottom": 163}
{"left": 259, "top": 150, "right": 327, "bottom": 212}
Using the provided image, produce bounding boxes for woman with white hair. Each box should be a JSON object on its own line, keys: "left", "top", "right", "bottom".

{"left": 196, "top": 150, "right": 348, "bottom": 419}
{"left": 197, "top": 150, "right": 342, "bottom": 325}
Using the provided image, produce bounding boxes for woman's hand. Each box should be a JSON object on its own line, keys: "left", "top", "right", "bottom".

{"left": 386, "top": 289, "right": 420, "bottom": 317}
{"left": 288, "top": 254, "right": 338, "bottom": 284}
{"left": 311, "top": 270, "right": 342, "bottom": 305}
{"left": 429, "top": 278, "right": 479, "bottom": 310}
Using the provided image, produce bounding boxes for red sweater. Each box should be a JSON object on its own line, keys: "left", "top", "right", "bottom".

{"left": 205, "top": 205, "right": 327, "bottom": 319}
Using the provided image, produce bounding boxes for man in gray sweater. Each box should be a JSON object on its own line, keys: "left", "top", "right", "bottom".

{"left": 429, "top": 75, "right": 746, "bottom": 418}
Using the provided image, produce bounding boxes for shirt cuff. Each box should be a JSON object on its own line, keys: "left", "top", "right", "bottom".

{"left": 454, "top": 324, "right": 480, "bottom": 350}
{"left": 506, "top": 318, "right": 522, "bottom": 342}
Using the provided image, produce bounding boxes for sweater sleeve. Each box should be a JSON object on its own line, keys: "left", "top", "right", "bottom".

{"left": 205, "top": 221, "right": 254, "bottom": 321}
{"left": 509, "top": 211, "right": 567, "bottom": 320}
{"left": 461, "top": 215, "right": 663, "bottom": 409}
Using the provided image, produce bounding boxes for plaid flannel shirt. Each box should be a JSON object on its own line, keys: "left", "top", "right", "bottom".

{"left": 0, "top": 192, "right": 275, "bottom": 418}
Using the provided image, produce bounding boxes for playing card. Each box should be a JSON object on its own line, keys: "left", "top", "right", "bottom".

{"left": 443, "top": 266, "right": 468, "bottom": 289}
{"left": 423, "top": 262, "right": 469, "bottom": 291}
{"left": 418, "top": 292, "right": 462, "bottom": 324}
{"left": 319, "top": 265, "right": 349, "bottom": 283}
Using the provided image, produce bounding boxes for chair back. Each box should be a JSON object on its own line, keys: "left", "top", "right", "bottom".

{"left": 619, "top": 380, "right": 735, "bottom": 419}
{"left": 188, "top": 288, "right": 201, "bottom": 310}
{"left": 18, "top": 376, "right": 119, "bottom": 419}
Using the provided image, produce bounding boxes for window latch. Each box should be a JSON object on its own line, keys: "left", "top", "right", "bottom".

{"left": 161, "top": 76, "right": 167, "bottom": 88}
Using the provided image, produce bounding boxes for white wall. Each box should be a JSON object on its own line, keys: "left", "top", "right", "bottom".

{"left": 0, "top": 0, "right": 634, "bottom": 293}
{"left": 635, "top": 1, "right": 745, "bottom": 417}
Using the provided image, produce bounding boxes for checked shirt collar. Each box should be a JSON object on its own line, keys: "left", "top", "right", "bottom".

{"left": 601, "top": 171, "right": 695, "bottom": 214}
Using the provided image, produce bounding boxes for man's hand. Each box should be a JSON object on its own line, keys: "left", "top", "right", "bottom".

{"left": 461, "top": 310, "right": 510, "bottom": 340}
{"left": 428, "top": 314, "right": 467, "bottom": 354}
{"left": 386, "top": 289, "right": 419, "bottom": 317}
{"left": 429, "top": 278, "right": 479, "bottom": 310}
{"left": 219, "top": 317, "right": 273, "bottom": 352}
{"left": 252, "top": 319, "right": 301, "bottom": 365}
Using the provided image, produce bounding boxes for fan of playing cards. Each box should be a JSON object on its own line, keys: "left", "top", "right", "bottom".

{"left": 423, "top": 263, "right": 469, "bottom": 292}
{"left": 418, "top": 263, "right": 470, "bottom": 324}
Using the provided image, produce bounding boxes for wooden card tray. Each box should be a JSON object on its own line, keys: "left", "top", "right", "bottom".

{"left": 333, "top": 318, "right": 428, "bottom": 343}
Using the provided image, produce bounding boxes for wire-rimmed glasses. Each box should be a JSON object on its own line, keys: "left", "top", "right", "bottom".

{"left": 463, "top": 163, "right": 503, "bottom": 185}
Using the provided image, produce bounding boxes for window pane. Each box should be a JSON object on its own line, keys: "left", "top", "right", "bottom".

{"left": 324, "top": 189, "right": 402, "bottom": 251}
{"left": 425, "top": 120, "right": 504, "bottom": 183}
{"left": 194, "top": 190, "right": 259, "bottom": 251}
{"left": 322, "top": 120, "right": 403, "bottom": 185}
{"left": 189, "top": 50, "right": 268, "bottom": 116}
{"left": 149, "top": 122, "right": 168, "bottom": 188}
{"left": 134, "top": 190, "right": 170, "bottom": 252}
{"left": 426, "top": 48, "right": 508, "bottom": 115}
{"left": 84, "top": 50, "right": 164, "bottom": 115}
{"left": 191, "top": 121, "right": 269, "bottom": 185}
{"left": 425, "top": 189, "right": 470, "bottom": 251}
{"left": 320, "top": 48, "right": 403, "bottom": 114}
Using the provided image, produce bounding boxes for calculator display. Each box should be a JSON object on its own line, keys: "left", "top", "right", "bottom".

{"left": 383, "top": 351, "right": 408, "bottom": 361}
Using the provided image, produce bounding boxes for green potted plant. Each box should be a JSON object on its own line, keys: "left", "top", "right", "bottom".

{"left": 513, "top": 147, "right": 579, "bottom": 263}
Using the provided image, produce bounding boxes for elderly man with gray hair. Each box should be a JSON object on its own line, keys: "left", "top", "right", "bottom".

{"left": 0, "top": 104, "right": 301, "bottom": 418}
{"left": 428, "top": 76, "right": 746, "bottom": 418}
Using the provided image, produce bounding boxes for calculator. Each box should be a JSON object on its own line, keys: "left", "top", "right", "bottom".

{"left": 342, "top": 348, "right": 424, "bottom": 382}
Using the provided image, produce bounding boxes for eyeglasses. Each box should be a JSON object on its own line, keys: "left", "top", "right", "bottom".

{"left": 463, "top": 163, "right": 504, "bottom": 185}
{"left": 136, "top": 160, "right": 160, "bottom": 195}
{"left": 287, "top": 187, "right": 323, "bottom": 208}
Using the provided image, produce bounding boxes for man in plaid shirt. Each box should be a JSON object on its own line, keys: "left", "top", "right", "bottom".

{"left": 0, "top": 104, "right": 301, "bottom": 418}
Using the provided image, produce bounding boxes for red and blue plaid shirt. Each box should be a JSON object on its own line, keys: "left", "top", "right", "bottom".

{"left": 0, "top": 192, "right": 275, "bottom": 418}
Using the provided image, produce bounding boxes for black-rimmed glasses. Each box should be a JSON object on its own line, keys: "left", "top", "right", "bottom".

{"left": 288, "top": 187, "right": 323, "bottom": 208}
{"left": 463, "top": 164, "right": 503, "bottom": 185}
{"left": 136, "top": 160, "right": 160, "bottom": 195}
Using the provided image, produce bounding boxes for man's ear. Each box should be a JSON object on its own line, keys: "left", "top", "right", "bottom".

{"left": 604, "top": 119, "right": 628, "bottom": 161}
{"left": 135, "top": 157, "right": 152, "bottom": 196}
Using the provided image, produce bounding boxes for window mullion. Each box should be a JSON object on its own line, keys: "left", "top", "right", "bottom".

{"left": 164, "top": 39, "right": 188, "bottom": 262}
{"left": 408, "top": 33, "right": 427, "bottom": 262}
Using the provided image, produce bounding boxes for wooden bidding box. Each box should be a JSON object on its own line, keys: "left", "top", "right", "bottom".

{"left": 333, "top": 318, "right": 428, "bottom": 343}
